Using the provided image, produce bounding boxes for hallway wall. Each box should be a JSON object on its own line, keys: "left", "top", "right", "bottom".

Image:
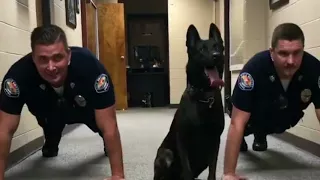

{"left": 168, "top": 0, "right": 217, "bottom": 104}
{"left": 230, "top": 0, "right": 320, "bottom": 145}
{"left": 50, "top": 0, "right": 83, "bottom": 46}
{"left": 0, "top": 0, "right": 82, "bottom": 153}
{"left": 0, "top": 0, "right": 41, "bottom": 153}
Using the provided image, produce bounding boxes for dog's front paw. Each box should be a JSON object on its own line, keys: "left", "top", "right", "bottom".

{"left": 155, "top": 148, "right": 174, "bottom": 168}
{"left": 154, "top": 148, "right": 174, "bottom": 180}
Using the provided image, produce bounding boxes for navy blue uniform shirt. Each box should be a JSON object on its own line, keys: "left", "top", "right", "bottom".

{"left": 0, "top": 47, "right": 115, "bottom": 123}
{"left": 232, "top": 50, "right": 320, "bottom": 131}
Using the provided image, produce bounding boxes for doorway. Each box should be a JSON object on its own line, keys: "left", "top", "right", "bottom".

{"left": 126, "top": 14, "right": 170, "bottom": 108}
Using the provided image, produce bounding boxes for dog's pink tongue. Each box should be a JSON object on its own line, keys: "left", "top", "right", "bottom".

{"left": 205, "top": 68, "right": 224, "bottom": 87}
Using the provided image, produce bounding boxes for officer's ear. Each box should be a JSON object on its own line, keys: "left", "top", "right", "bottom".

{"left": 31, "top": 52, "right": 37, "bottom": 63}
{"left": 66, "top": 47, "right": 71, "bottom": 54}
{"left": 66, "top": 48, "right": 71, "bottom": 64}
{"left": 269, "top": 47, "right": 275, "bottom": 61}
{"left": 269, "top": 47, "right": 275, "bottom": 54}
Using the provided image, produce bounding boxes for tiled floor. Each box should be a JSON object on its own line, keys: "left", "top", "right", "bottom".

{"left": 5, "top": 108, "right": 320, "bottom": 180}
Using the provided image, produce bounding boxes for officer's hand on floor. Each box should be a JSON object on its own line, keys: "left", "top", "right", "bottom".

{"left": 222, "top": 174, "right": 247, "bottom": 180}
{"left": 104, "top": 176, "right": 125, "bottom": 180}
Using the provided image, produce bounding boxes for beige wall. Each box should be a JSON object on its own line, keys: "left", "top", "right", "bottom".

{"left": 230, "top": 0, "right": 245, "bottom": 68}
{"left": 230, "top": 0, "right": 268, "bottom": 70}
{"left": 0, "top": 0, "right": 82, "bottom": 153}
{"left": 230, "top": 0, "right": 320, "bottom": 144}
{"left": 0, "top": 0, "right": 42, "bottom": 152}
{"left": 168, "top": 0, "right": 217, "bottom": 104}
{"left": 50, "top": 0, "right": 83, "bottom": 46}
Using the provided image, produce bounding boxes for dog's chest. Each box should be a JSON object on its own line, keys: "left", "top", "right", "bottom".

{"left": 185, "top": 126, "right": 220, "bottom": 156}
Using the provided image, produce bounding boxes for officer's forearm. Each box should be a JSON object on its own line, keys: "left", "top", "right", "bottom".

{"left": 103, "top": 128, "right": 124, "bottom": 178}
{"left": 223, "top": 124, "right": 243, "bottom": 175}
{"left": 0, "top": 131, "right": 12, "bottom": 179}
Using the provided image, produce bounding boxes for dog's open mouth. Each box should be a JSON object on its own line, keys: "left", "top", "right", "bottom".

{"left": 204, "top": 67, "right": 224, "bottom": 88}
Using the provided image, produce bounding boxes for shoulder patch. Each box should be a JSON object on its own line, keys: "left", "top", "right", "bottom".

{"left": 3, "top": 78, "right": 20, "bottom": 98}
{"left": 94, "top": 74, "right": 110, "bottom": 93}
{"left": 238, "top": 72, "right": 254, "bottom": 91}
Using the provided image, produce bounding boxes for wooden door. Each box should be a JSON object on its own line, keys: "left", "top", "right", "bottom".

{"left": 86, "top": 1, "right": 98, "bottom": 57}
{"left": 97, "top": 3, "right": 127, "bottom": 110}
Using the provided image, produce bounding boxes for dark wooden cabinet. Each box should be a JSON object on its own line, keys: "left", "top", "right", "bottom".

{"left": 126, "top": 68, "right": 169, "bottom": 107}
{"left": 126, "top": 14, "right": 169, "bottom": 107}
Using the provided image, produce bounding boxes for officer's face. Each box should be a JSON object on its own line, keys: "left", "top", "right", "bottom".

{"left": 270, "top": 39, "right": 304, "bottom": 79}
{"left": 32, "top": 41, "right": 71, "bottom": 87}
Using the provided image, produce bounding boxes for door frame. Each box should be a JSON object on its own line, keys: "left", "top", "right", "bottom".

{"left": 81, "top": 0, "right": 100, "bottom": 58}
{"left": 223, "top": 0, "right": 231, "bottom": 113}
{"left": 37, "top": 0, "right": 51, "bottom": 26}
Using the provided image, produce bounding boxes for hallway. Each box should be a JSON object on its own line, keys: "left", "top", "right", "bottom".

{"left": 5, "top": 108, "right": 320, "bottom": 180}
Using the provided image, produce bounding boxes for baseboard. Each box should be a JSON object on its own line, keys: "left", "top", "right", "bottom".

{"left": 169, "top": 104, "right": 179, "bottom": 108}
{"left": 6, "top": 124, "right": 81, "bottom": 171}
{"left": 272, "top": 132, "right": 320, "bottom": 158}
{"left": 6, "top": 136, "right": 44, "bottom": 170}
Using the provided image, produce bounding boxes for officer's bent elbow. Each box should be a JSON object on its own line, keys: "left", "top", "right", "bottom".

{"left": 0, "top": 110, "right": 20, "bottom": 135}
{"left": 230, "top": 107, "right": 250, "bottom": 130}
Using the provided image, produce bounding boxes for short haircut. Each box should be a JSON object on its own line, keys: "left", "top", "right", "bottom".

{"left": 30, "top": 24, "right": 68, "bottom": 51}
{"left": 271, "top": 22, "right": 305, "bottom": 48}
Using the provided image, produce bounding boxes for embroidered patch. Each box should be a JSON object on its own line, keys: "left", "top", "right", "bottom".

{"left": 238, "top": 72, "right": 254, "bottom": 91}
{"left": 94, "top": 74, "right": 109, "bottom": 93}
{"left": 3, "top": 78, "right": 20, "bottom": 98}
{"left": 301, "top": 89, "right": 312, "bottom": 103}
{"left": 318, "top": 76, "right": 320, "bottom": 89}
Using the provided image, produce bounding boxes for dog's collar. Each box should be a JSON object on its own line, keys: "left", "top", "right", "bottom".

{"left": 199, "top": 96, "right": 215, "bottom": 108}
{"left": 186, "top": 85, "right": 216, "bottom": 108}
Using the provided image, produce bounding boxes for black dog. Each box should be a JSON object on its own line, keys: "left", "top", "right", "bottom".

{"left": 153, "top": 23, "right": 225, "bottom": 180}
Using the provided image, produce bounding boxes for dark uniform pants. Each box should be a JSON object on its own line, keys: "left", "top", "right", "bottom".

{"left": 243, "top": 117, "right": 299, "bottom": 137}
{"left": 226, "top": 100, "right": 296, "bottom": 138}
{"left": 37, "top": 117, "right": 103, "bottom": 149}
{"left": 36, "top": 98, "right": 104, "bottom": 149}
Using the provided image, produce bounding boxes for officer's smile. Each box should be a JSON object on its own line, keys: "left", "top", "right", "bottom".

{"left": 32, "top": 41, "right": 71, "bottom": 87}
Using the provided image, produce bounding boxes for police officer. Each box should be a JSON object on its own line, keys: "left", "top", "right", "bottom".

{"left": 222, "top": 22, "right": 320, "bottom": 180}
{"left": 0, "top": 25, "right": 125, "bottom": 180}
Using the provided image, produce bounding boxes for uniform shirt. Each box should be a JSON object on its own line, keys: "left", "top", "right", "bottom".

{"left": 232, "top": 50, "right": 320, "bottom": 130}
{"left": 0, "top": 47, "right": 115, "bottom": 122}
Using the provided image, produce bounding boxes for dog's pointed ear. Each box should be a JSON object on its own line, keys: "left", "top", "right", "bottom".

{"left": 209, "top": 23, "right": 223, "bottom": 43}
{"left": 186, "top": 24, "right": 200, "bottom": 48}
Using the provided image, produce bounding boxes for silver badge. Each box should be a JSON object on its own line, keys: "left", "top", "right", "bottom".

{"left": 301, "top": 89, "right": 312, "bottom": 103}
{"left": 269, "top": 75, "right": 275, "bottom": 82}
{"left": 74, "top": 95, "right": 86, "bottom": 107}
{"left": 39, "top": 84, "right": 46, "bottom": 90}
{"left": 70, "top": 82, "right": 75, "bottom": 89}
